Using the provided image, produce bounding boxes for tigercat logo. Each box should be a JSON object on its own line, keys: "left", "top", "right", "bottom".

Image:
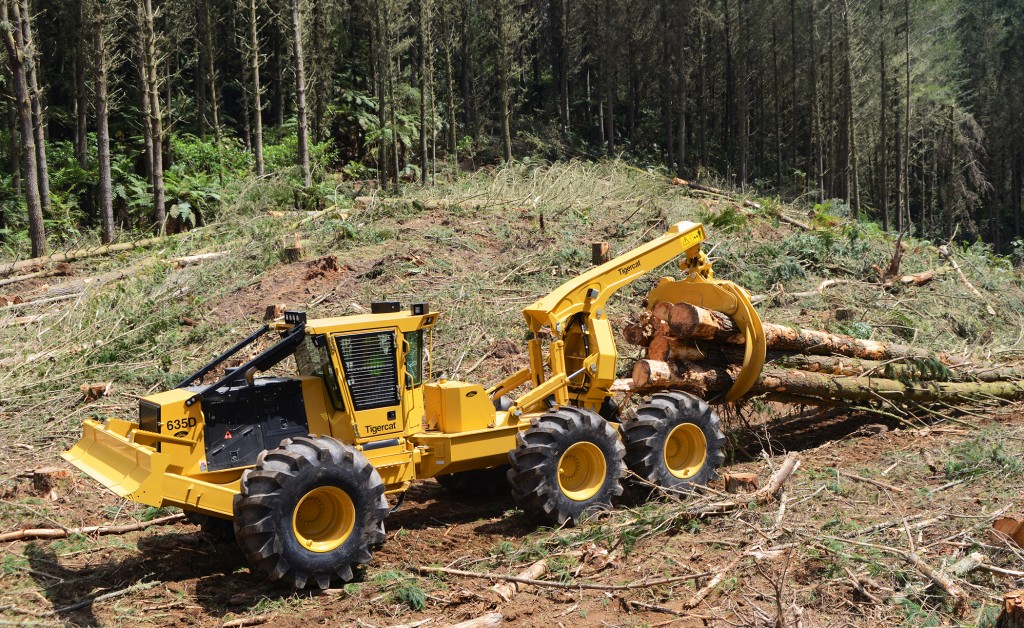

{"left": 618, "top": 260, "right": 642, "bottom": 276}
{"left": 367, "top": 422, "right": 397, "bottom": 435}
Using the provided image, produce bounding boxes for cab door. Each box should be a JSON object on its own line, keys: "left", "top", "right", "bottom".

{"left": 333, "top": 330, "right": 405, "bottom": 441}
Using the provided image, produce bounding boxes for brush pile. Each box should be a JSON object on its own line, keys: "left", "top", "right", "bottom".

{"left": 619, "top": 301, "right": 1024, "bottom": 411}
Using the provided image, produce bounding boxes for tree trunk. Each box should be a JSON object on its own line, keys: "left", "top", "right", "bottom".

{"left": 19, "top": 0, "right": 50, "bottom": 220}
{"left": 291, "top": 0, "right": 311, "bottom": 187}
{"left": 442, "top": 26, "right": 458, "bottom": 159}
{"left": 249, "top": 0, "right": 264, "bottom": 175}
{"left": 202, "top": 0, "right": 222, "bottom": 145}
{"left": 1, "top": 0, "right": 45, "bottom": 255}
{"left": 94, "top": 1, "right": 114, "bottom": 244}
{"left": 141, "top": 0, "right": 165, "bottom": 231}
{"left": 74, "top": 0, "right": 89, "bottom": 171}
{"left": 631, "top": 360, "right": 1024, "bottom": 405}
{"left": 4, "top": 64, "right": 21, "bottom": 197}
{"left": 418, "top": 0, "right": 432, "bottom": 182}
{"left": 879, "top": 0, "right": 888, "bottom": 230}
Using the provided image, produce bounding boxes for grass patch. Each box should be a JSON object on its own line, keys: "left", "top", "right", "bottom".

{"left": 944, "top": 432, "right": 1024, "bottom": 480}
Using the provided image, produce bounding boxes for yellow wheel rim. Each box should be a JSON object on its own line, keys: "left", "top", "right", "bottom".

{"left": 664, "top": 423, "right": 707, "bottom": 479}
{"left": 557, "top": 442, "right": 606, "bottom": 502}
{"left": 292, "top": 486, "right": 355, "bottom": 553}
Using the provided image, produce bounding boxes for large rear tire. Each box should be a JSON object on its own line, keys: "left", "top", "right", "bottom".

{"left": 507, "top": 407, "right": 625, "bottom": 525}
{"left": 621, "top": 391, "right": 725, "bottom": 492}
{"left": 233, "top": 436, "right": 388, "bottom": 589}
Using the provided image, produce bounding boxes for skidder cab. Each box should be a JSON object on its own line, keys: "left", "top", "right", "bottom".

{"left": 64, "top": 221, "right": 766, "bottom": 589}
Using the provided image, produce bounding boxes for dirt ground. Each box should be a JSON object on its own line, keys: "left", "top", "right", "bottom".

{"left": 2, "top": 399, "right": 1022, "bottom": 627}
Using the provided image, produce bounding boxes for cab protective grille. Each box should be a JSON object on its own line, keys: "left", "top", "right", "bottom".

{"left": 336, "top": 331, "right": 400, "bottom": 411}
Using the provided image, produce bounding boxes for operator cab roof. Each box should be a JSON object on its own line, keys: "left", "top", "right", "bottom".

{"left": 275, "top": 303, "right": 439, "bottom": 335}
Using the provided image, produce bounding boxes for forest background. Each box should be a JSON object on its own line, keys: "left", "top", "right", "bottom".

{"left": 0, "top": 0, "right": 1021, "bottom": 258}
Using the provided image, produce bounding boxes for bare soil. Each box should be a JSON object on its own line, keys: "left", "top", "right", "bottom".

{"left": 2, "top": 401, "right": 1022, "bottom": 627}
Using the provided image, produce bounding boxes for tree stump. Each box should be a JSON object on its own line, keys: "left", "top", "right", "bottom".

{"left": 283, "top": 233, "right": 304, "bottom": 262}
{"left": 592, "top": 241, "right": 610, "bottom": 265}
{"left": 31, "top": 467, "right": 72, "bottom": 500}
{"left": 724, "top": 472, "right": 759, "bottom": 494}
{"left": 264, "top": 303, "right": 286, "bottom": 321}
{"left": 998, "top": 590, "right": 1024, "bottom": 628}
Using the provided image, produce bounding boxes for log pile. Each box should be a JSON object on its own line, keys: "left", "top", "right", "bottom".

{"left": 620, "top": 301, "right": 1024, "bottom": 410}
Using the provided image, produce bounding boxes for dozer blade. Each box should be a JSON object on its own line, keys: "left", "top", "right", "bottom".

{"left": 61, "top": 418, "right": 165, "bottom": 507}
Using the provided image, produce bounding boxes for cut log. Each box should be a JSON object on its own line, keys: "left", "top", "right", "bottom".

{"left": 667, "top": 302, "right": 743, "bottom": 343}
{"left": 647, "top": 336, "right": 708, "bottom": 362}
{"left": 665, "top": 302, "right": 959, "bottom": 363}
{"left": 621, "top": 309, "right": 670, "bottom": 347}
{"left": 999, "top": 590, "right": 1024, "bottom": 628}
{"left": 0, "top": 235, "right": 180, "bottom": 277}
{"left": 724, "top": 472, "right": 758, "bottom": 494}
{"left": 630, "top": 360, "right": 1024, "bottom": 405}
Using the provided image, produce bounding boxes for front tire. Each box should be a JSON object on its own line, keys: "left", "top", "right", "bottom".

{"left": 233, "top": 436, "right": 388, "bottom": 589}
{"left": 507, "top": 407, "right": 625, "bottom": 526}
{"left": 621, "top": 391, "right": 725, "bottom": 492}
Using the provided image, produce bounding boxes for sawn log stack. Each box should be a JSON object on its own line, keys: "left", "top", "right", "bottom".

{"left": 619, "top": 301, "right": 1024, "bottom": 408}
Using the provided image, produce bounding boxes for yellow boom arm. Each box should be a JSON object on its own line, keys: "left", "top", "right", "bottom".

{"left": 509, "top": 221, "right": 764, "bottom": 414}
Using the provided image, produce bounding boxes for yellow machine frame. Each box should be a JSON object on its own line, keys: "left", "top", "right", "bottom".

{"left": 63, "top": 221, "right": 765, "bottom": 519}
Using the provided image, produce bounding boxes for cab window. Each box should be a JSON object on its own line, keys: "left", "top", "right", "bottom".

{"left": 295, "top": 335, "right": 345, "bottom": 410}
{"left": 404, "top": 330, "right": 423, "bottom": 386}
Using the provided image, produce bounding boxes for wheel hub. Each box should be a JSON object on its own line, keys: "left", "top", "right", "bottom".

{"left": 292, "top": 485, "right": 356, "bottom": 553}
{"left": 664, "top": 423, "right": 707, "bottom": 479}
{"left": 558, "top": 442, "right": 606, "bottom": 501}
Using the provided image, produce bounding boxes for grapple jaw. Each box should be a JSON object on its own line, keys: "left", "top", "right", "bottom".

{"left": 646, "top": 256, "right": 766, "bottom": 401}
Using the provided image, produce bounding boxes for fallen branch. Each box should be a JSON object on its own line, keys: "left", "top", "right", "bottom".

{"left": 938, "top": 244, "right": 996, "bottom": 316}
{"left": 221, "top": 616, "right": 273, "bottom": 628}
{"left": 54, "top": 580, "right": 159, "bottom": 614}
{"left": 837, "top": 470, "right": 904, "bottom": 493}
{"left": 489, "top": 557, "right": 548, "bottom": 602}
{"left": 683, "top": 556, "right": 741, "bottom": 609}
{"left": 0, "top": 512, "right": 185, "bottom": 542}
{"left": 447, "top": 613, "right": 502, "bottom": 628}
{"left": 170, "top": 251, "right": 230, "bottom": 268}
{"left": 413, "top": 565, "right": 711, "bottom": 591}
{"left": 904, "top": 551, "right": 969, "bottom": 616}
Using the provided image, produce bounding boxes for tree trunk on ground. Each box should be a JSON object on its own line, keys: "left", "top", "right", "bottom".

{"left": 94, "top": 0, "right": 114, "bottom": 244}
{"left": 1, "top": 0, "right": 45, "bottom": 256}
{"left": 19, "top": 0, "right": 50, "bottom": 221}
{"left": 291, "top": 0, "right": 311, "bottom": 188}
{"left": 248, "top": 0, "right": 264, "bottom": 175}
{"left": 631, "top": 359, "right": 1024, "bottom": 405}
{"left": 663, "top": 302, "right": 957, "bottom": 362}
